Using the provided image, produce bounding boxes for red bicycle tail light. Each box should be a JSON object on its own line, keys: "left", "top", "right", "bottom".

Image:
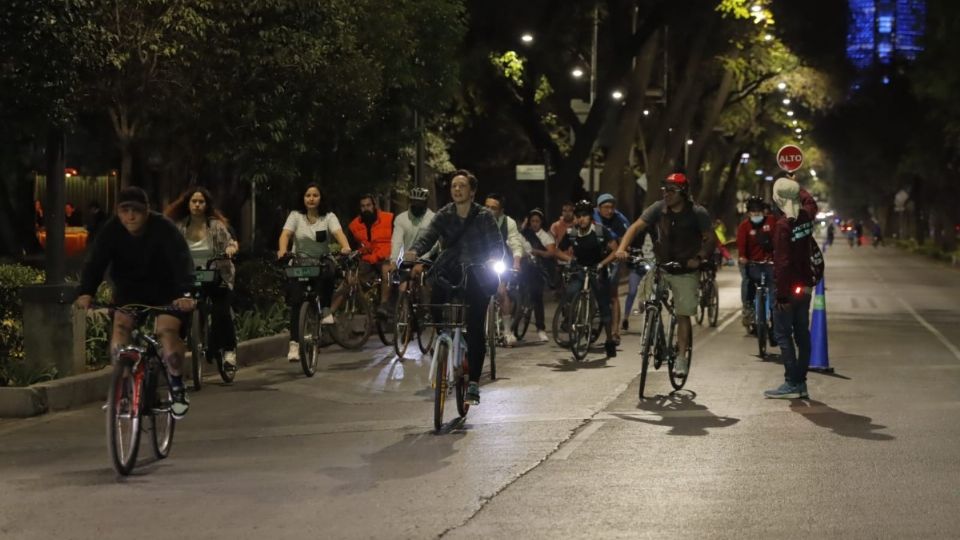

{"left": 794, "top": 286, "right": 803, "bottom": 296}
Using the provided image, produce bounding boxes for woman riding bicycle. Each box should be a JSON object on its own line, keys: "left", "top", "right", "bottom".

{"left": 519, "top": 208, "right": 556, "bottom": 343}
{"left": 164, "top": 187, "right": 240, "bottom": 370}
{"left": 556, "top": 200, "right": 620, "bottom": 357}
{"left": 277, "top": 183, "right": 352, "bottom": 361}
{"left": 405, "top": 169, "right": 503, "bottom": 405}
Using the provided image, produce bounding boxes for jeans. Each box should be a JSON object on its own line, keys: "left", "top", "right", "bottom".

{"left": 741, "top": 264, "right": 775, "bottom": 309}
{"left": 566, "top": 271, "right": 611, "bottom": 323}
{"left": 520, "top": 263, "right": 546, "bottom": 331}
{"left": 773, "top": 293, "right": 812, "bottom": 386}
{"left": 623, "top": 267, "right": 647, "bottom": 317}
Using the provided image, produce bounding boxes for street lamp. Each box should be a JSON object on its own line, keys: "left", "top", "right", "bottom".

{"left": 782, "top": 98, "right": 791, "bottom": 105}
{"left": 777, "top": 82, "right": 787, "bottom": 91}
{"left": 751, "top": 4, "right": 762, "bottom": 12}
{"left": 811, "top": 169, "right": 818, "bottom": 177}
{"left": 611, "top": 90, "right": 624, "bottom": 101}
{"left": 571, "top": 67, "right": 584, "bottom": 79}
{"left": 643, "top": 109, "right": 650, "bottom": 116}
{"left": 755, "top": 169, "right": 764, "bottom": 175}
{"left": 787, "top": 110, "right": 795, "bottom": 117}
{"left": 764, "top": 34, "right": 773, "bottom": 41}
{"left": 795, "top": 127, "right": 802, "bottom": 133}
{"left": 520, "top": 32, "right": 534, "bottom": 45}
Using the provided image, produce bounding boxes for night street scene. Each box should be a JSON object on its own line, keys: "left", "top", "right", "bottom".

{"left": 3, "top": 1, "right": 960, "bottom": 538}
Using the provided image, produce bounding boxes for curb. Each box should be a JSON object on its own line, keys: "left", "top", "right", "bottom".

{"left": 0, "top": 332, "right": 290, "bottom": 419}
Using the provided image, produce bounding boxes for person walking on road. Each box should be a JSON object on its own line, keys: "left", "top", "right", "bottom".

{"left": 765, "top": 176, "right": 819, "bottom": 399}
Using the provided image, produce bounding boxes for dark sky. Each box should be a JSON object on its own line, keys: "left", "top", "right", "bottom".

{"left": 773, "top": 1, "right": 851, "bottom": 79}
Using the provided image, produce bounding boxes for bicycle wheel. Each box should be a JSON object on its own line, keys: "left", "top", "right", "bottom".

{"left": 375, "top": 289, "right": 395, "bottom": 347}
{"left": 668, "top": 344, "right": 691, "bottom": 390}
{"left": 588, "top": 294, "right": 602, "bottom": 344}
{"left": 552, "top": 301, "right": 571, "bottom": 347}
{"left": 485, "top": 299, "right": 497, "bottom": 380}
{"left": 515, "top": 303, "right": 532, "bottom": 340}
{"left": 570, "top": 294, "right": 591, "bottom": 361}
{"left": 148, "top": 367, "right": 176, "bottom": 459}
{"left": 638, "top": 307, "right": 658, "bottom": 399}
{"left": 298, "top": 302, "right": 320, "bottom": 377}
{"left": 393, "top": 294, "right": 413, "bottom": 358}
{"left": 707, "top": 280, "right": 719, "bottom": 327}
{"left": 189, "top": 313, "right": 203, "bottom": 391}
{"left": 107, "top": 360, "right": 142, "bottom": 476}
{"left": 755, "top": 291, "right": 767, "bottom": 358}
{"left": 433, "top": 340, "right": 449, "bottom": 432}
{"left": 332, "top": 289, "right": 373, "bottom": 350}
{"left": 455, "top": 350, "right": 470, "bottom": 417}
{"left": 695, "top": 278, "right": 706, "bottom": 326}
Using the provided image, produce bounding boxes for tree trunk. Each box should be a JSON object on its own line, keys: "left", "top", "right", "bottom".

{"left": 686, "top": 61, "right": 737, "bottom": 180}
{"left": 711, "top": 149, "right": 743, "bottom": 230}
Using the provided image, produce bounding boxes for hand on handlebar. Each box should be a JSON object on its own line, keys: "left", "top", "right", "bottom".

{"left": 173, "top": 297, "right": 197, "bottom": 312}
{"left": 615, "top": 250, "right": 627, "bottom": 261}
{"left": 339, "top": 246, "right": 352, "bottom": 255}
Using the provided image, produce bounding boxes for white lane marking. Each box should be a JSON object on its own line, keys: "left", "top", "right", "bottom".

{"left": 694, "top": 309, "right": 741, "bottom": 350}
{"left": 871, "top": 269, "right": 960, "bottom": 363}
{"left": 551, "top": 421, "right": 606, "bottom": 460}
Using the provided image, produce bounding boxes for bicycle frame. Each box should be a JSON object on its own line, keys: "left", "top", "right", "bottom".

{"left": 429, "top": 325, "right": 467, "bottom": 388}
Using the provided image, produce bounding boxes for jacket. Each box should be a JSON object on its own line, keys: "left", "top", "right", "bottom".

{"left": 348, "top": 210, "right": 394, "bottom": 265}
{"left": 773, "top": 188, "right": 819, "bottom": 303}
{"left": 736, "top": 215, "right": 777, "bottom": 263}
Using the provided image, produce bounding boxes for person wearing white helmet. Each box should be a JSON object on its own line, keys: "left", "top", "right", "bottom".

{"left": 389, "top": 186, "right": 437, "bottom": 300}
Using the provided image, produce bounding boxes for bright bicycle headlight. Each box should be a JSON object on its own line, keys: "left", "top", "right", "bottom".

{"left": 492, "top": 260, "right": 507, "bottom": 275}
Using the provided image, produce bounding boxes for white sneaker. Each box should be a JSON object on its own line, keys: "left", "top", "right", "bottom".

{"left": 537, "top": 330, "right": 549, "bottom": 343}
{"left": 321, "top": 314, "right": 335, "bottom": 325}
{"left": 287, "top": 341, "right": 300, "bottom": 361}
{"left": 504, "top": 331, "right": 517, "bottom": 347}
{"left": 223, "top": 350, "right": 237, "bottom": 368}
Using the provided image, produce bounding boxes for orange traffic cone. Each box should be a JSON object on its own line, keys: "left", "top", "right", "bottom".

{"left": 809, "top": 276, "right": 833, "bottom": 373}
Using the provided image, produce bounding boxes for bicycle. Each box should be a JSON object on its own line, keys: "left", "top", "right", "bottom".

{"left": 187, "top": 255, "right": 236, "bottom": 389}
{"left": 330, "top": 251, "right": 374, "bottom": 350}
{"left": 392, "top": 261, "right": 434, "bottom": 358}
{"left": 566, "top": 265, "right": 602, "bottom": 361}
{"left": 695, "top": 254, "right": 719, "bottom": 327}
{"left": 420, "top": 262, "right": 481, "bottom": 433}
{"left": 552, "top": 265, "right": 601, "bottom": 349}
{"left": 636, "top": 260, "right": 689, "bottom": 399}
{"left": 99, "top": 304, "right": 181, "bottom": 476}
{"left": 280, "top": 253, "right": 330, "bottom": 377}
{"left": 747, "top": 261, "right": 776, "bottom": 359}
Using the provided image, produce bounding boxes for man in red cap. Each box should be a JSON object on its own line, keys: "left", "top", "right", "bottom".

{"left": 615, "top": 173, "right": 717, "bottom": 378}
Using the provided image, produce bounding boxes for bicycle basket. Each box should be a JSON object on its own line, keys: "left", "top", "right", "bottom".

{"left": 192, "top": 269, "right": 219, "bottom": 284}
{"left": 419, "top": 303, "right": 468, "bottom": 327}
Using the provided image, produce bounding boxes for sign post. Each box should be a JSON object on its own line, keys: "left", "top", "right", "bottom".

{"left": 776, "top": 144, "right": 804, "bottom": 173}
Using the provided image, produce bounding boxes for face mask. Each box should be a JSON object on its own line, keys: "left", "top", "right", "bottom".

{"left": 410, "top": 204, "right": 426, "bottom": 218}
{"left": 750, "top": 215, "right": 764, "bottom": 225}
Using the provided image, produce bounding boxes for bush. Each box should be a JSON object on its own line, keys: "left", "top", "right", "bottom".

{"left": 236, "top": 303, "right": 289, "bottom": 342}
{"left": 234, "top": 256, "right": 285, "bottom": 312}
{"left": 0, "top": 264, "right": 45, "bottom": 386}
{"left": 85, "top": 310, "right": 111, "bottom": 370}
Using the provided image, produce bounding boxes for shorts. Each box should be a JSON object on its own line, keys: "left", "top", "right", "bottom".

{"left": 662, "top": 272, "right": 699, "bottom": 317}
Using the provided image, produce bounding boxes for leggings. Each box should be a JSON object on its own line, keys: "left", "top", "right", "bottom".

{"left": 286, "top": 275, "right": 335, "bottom": 341}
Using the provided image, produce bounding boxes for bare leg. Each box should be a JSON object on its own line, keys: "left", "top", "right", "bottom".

{"left": 155, "top": 314, "right": 186, "bottom": 377}
{"left": 678, "top": 315, "right": 692, "bottom": 354}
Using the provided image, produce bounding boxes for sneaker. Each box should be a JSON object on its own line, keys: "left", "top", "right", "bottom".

{"left": 223, "top": 350, "right": 237, "bottom": 369}
{"left": 673, "top": 351, "right": 689, "bottom": 376}
{"left": 466, "top": 382, "right": 480, "bottom": 405}
{"left": 170, "top": 387, "right": 190, "bottom": 419}
{"left": 764, "top": 382, "right": 802, "bottom": 399}
{"left": 504, "top": 331, "right": 517, "bottom": 347}
{"left": 537, "top": 330, "right": 549, "bottom": 343}
{"left": 621, "top": 319, "right": 629, "bottom": 332}
{"left": 287, "top": 341, "right": 300, "bottom": 362}
{"left": 321, "top": 314, "right": 335, "bottom": 325}
{"left": 799, "top": 382, "right": 809, "bottom": 399}
{"left": 604, "top": 340, "right": 617, "bottom": 358}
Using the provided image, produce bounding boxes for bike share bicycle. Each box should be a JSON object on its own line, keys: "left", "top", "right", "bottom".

{"left": 483, "top": 261, "right": 509, "bottom": 380}
{"left": 632, "top": 254, "right": 690, "bottom": 399}
{"left": 188, "top": 255, "right": 236, "bottom": 389}
{"left": 280, "top": 252, "right": 334, "bottom": 376}
{"left": 97, "top": 304, "right": 181, "bottom": 476}
{"left": 747, "top": 261, "right": 777, "bottom": 359}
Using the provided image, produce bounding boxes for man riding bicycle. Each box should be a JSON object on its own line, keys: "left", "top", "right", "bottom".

{"left": 556, "top": 200, "right": 620, "bottom": 358}
{"left": 483, "top": 193, "right": 525, "bottom": 346}
{"left": 616, "top": 173, "right": 717, "bottom": 376}
{"left": 594, "top": 193, "right": 631, "bottom": 344}
{"left": 406, "top": 169, "right": 503, "bottom": 405}
{"left": 736, "top": 196, "right": 777, "bottom": 330}
{"left": 74, "top": 187, "right": 196, "bottom": 418}
{"left": 389, "top": 187, "right": 437, "bottom": 294}
{"left": 347, "top": 194, "right": 394, "bottom": 317}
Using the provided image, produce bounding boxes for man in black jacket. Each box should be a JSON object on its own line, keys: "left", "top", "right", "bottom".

{"left": 75, "top": 187, "right": 196, "bottom": 418}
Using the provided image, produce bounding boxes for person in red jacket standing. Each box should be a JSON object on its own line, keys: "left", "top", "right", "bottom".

{"left": 736, "top": 196, "right": 777, "bottom": 329}
{"left": 347, "top": 194, "right": 394, "bottom": 316}
{"left": 765, "top": 176, "right": 819, "bottom": 399}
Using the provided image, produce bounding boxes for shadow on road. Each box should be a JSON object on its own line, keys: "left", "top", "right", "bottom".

{"left": 537, "top": 353, "right": 612, "bottom": 372}
{"left": 790, "top": 400, "right": 894, "bottom": 441}
{"left": 319, "top": 431, "right": 464, "bottom": 494}
{"left": 611, "top": 391, "right": 740, "bottom": 436}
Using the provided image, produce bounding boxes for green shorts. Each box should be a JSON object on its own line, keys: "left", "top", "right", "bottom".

{"left": 663, "top": 271, "right": 699, "bottom": 317}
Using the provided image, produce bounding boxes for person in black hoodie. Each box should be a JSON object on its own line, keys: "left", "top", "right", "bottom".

{"left": 75, "top": 186, "right": 195, "bottom": 418}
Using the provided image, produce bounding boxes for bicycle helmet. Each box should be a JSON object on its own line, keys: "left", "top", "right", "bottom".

{"left": 409, "top": 187, "right": 429, "bottom": 201}
{"left": 663, "top": 173, "right": 689, "bottom": 193}
{"left": 574, "top": 199, "right": 593, "bottom": 215}
{"left": 746, "top": 196, "right": 765, "bottom": 212}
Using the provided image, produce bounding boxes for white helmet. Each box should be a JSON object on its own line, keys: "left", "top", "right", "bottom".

{"left": 409, "top": 187, "right": 429, "bottom": 201}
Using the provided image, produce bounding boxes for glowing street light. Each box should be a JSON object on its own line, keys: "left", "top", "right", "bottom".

{"left": 571, "top": 67, "right": 584, "bottom": 78}
{"left": 611, "top": 90, "right": 624, "bottom": 100}
{"left": 782, "top": 98, "right": 791, "bottom": 105}
{"left": 787, "top": 110, "right": 795, "bottom": 117}
{"left": 777, "top": 82, "right": 787, "bottom": 91}
{"left": 751, "top": 5, "right": 762, "bottom": 12}
{"left": 520, "top": 33, "right": 534, "bottom": 44}
{"left": 810, "top": 169, "right": 818, "bottom": 177}
{"left": 686, "top": 139, "right": 694, "bottom": 145}
{"left": 792, "top": 120, "right": 798, "bottom": 126}
{"left": 755, "top": 169, "right": 764, "bottom": 175}
{"left": 795, "top": 127, "right": 802, "bottom": 133}
{"left": 642, "top": 109, "right": 650, "bottom": 116}
{"left": 764, "top": 34, "right": 773, "bottom": 41}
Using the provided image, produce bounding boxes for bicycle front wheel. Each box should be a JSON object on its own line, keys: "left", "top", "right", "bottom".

{"left": 333, "top": 290, "right": 373, "bottom": 350}
{"left": 707, "top": 280, "right": 719, "bottom": 327}
{"left": 755, "top": 291, "right": 768, "bottom": 359}
{"left": 668, "top": 346, "right": 691, "bottom": 390}
{"left": 189, "top": 313, "right": 203, "bottom": 391}
{"left": 570, "top": 294, "right": 591, "bottom": 361}
{"left": 107, "top": 360, "right": 142, "bottom": 476}
{"left": 393, "top": 294, "right": 413, "bottom": 359}
{"left": 456, "top": 349, "right": 470, "bottom": 418}
{"left": 552, "top": 301, "right": 571, "bottom": 347}
{"left": 433, "top": 340, "right": 449, "bottom": 433}
{"left": 695, "top": 280, "right": 706, "bottom": 326}
{"left": 485, "top": 299, "right": 497, "bottom": 380}
{"left": 638, "top": 307, "right": 658, "bottom": 399}
{"left": 298, "top": 302, "right": 320, "bottom": 377}
{"left": 148, "top": 368, "right": 176, "bottom": 459}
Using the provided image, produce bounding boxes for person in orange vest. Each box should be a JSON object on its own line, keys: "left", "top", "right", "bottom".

{"left": 347, "top": 193, "right": 395, "bottom": 317}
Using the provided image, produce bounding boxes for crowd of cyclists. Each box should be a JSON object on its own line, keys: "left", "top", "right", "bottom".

{"left": 74, "top": 167, "right": 822, "bottom": 425}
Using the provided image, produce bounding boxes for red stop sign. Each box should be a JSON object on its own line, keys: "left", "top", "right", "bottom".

{"left": 777, "top": 145, "right": 804, "bottom": 172}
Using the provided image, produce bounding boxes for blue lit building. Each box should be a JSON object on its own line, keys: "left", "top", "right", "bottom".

{"left": 847, "top": 0, "right": 925, "bottom": 71}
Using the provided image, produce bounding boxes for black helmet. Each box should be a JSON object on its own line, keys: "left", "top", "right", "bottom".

{"left": 746, "top": 196, "right": 765, "bottom": 212}
{"left": 574, "top": 200, "right": 593, "bottom": 215}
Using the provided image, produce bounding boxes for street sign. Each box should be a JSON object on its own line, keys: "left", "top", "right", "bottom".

{"left": 776, "top": 145, "right": 804, "bottom": 172}
{"left": 516, "top": 164, "right": 546, "bottom": 181}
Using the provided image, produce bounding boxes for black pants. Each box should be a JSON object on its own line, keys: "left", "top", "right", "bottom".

{"left": 521, "top": 264, "right": 546, "bottom": 331}
{"left": 286, "top": 275, "right": 335, "bottom": 341}
{"left": 431, "top": 274, "right": 491, "bottom": 383}
{"left": 206, "top": 286, "right": 237, "bottom": 352}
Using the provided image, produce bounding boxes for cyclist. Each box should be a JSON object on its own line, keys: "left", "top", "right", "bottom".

{"left": 277, "top": 183, "right": 352, "bottom": 361}
{"left": 345, "top": 193, "right": 394, "bottom": 317}
{"left": 550, "top": 201, "right": 576, "bottom": 291}
{"left": 594, "top": 193, "right": 631, "bottom": 344}
{"left": 615, "top": 173, "right": 717, "bottom": 376}
{"left": 406, "top": 169, "right": 503, "bottom": 405}
{"left": 556, "top": 200, "right": 620, "bottom": 357}
{"left": 164, "top": 187, "right": 240, "bottom": 370}
{"left": 736, "top": 196, "right": 776, "bottom": 330}
{"left": 483, "top": 192, "right": 525, "bottom": 346}
{"left": 519, "top": 208, "right": 556, "bottom": 343}
{"left": 389, "top": 186, "right": 437, "bottom": 293}
{"left": 75, "top": 186, "right": 195, "bottom": 418}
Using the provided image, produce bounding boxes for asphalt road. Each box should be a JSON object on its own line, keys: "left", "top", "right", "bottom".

{"left": 2, "top": 242, "right": 960, "bottom": 539}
